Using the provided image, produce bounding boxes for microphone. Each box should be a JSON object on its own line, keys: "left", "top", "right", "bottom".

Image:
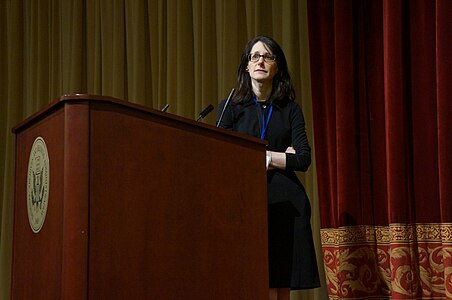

{"left": 160, "top": 104, "right": 170, "bottom": 112}
{"left": 196, "top": 104, "right": 214, "bottom": 121}
{"left": 216, "top": 88, "right": 235, "bottom": 127}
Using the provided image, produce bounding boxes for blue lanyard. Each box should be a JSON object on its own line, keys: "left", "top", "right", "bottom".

{"left": 253, "top": 98, "right": 273, "bottom": 140}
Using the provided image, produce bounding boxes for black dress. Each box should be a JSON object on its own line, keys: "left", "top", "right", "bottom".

{"left": 217, "top": 98, "right": 320, "bottom": 290}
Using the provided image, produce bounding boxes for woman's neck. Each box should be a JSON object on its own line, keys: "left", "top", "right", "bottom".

{"left": 252, "top": 80, "right": 272, "bottom": 101}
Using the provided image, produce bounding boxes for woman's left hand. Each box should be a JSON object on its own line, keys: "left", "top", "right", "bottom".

{"left": 285, "top": 146, "right": 295, "bottom": 154}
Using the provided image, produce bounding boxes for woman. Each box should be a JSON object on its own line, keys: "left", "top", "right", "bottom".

{"left": 217, "top": 36, "right": 320, "bottom": 300}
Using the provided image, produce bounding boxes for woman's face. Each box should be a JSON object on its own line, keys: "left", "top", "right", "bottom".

{"left": 247, "top": 41, "right": 278, "bottom": 84}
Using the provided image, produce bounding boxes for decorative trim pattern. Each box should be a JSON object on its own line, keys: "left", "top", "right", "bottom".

{"left": 321, "top": 223, "right": 452, "bottom": 299}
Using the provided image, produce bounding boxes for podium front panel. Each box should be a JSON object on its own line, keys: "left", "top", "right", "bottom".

{"left": 87, "top": 101, "right": 268, "bottom": 299}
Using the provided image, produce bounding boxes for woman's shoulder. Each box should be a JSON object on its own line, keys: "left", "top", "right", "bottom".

{"left": 274, "top": 98, "right": 301, "bottom": 110}
{"left": 231, "top": 98, "right": 254, "bottom": 108}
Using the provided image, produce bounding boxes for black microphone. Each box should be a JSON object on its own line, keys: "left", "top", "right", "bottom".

{"left": 216, "top": 88, "right": 235, "bottom": 127}
{"left": 196, "top": 104, "right": 214, "bottom": 121}
{"left": 161, "top": 104, "right": 170, "bottom": 112}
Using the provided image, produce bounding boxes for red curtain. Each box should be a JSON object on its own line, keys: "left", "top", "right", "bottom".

{"left": 307, "top": 0, "right": 452, "bottom": 298}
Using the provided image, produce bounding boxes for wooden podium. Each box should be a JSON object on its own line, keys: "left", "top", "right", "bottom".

{"left": 11, "top": 95, "right": 268, "bottom": 299}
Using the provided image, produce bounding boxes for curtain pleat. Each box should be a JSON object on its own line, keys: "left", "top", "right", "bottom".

{"left": 0, "top": 1, "right": 327, "bottom": 299}
{"left": 383, "top": 0, "right": 413, "bottom": 224}
{"left": 436, "top": 0, "right": 452, "bottom": 220}
{"left": 60, "top": 0, "right": 85, "bottom": 93}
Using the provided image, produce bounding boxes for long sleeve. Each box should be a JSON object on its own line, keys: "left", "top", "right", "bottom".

{"left": 285, "top": 104, "right": 311, "bottom": 172}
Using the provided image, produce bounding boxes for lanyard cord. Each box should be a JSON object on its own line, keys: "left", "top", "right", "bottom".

{"left": 253, "top": 98, "right": 273, "bottom": 140}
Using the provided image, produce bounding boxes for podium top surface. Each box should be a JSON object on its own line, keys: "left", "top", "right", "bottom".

{"left": 12, "top": 94, "right": 266, "bottom": 147}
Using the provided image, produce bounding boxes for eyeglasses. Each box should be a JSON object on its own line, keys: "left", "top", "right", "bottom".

{"left": 248, "top": 52, "right": 276, "bottom": 63}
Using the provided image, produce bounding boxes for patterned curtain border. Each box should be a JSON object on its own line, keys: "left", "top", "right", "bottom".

{"left": 321, "top": 223, "right": 452, "bottom": 299}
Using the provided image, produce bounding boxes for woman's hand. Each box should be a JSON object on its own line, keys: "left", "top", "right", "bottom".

{"left": 266, "top": 147, "right": 295, "bottom": 170}
{"left": 285, "top": 146, "right": 295, "bottom": 154}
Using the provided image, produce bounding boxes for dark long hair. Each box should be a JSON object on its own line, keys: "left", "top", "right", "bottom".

{"left": 233, "top": 35, "right": 295, "bottom": 105}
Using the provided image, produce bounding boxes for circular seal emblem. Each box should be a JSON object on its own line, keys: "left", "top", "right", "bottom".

{"left": 27, "top": 137, "right": 50, "bottom": 233}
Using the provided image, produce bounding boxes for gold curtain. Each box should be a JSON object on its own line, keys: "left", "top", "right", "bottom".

{"left": 0, "top": 0, "right": 326, "bottom": 298}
